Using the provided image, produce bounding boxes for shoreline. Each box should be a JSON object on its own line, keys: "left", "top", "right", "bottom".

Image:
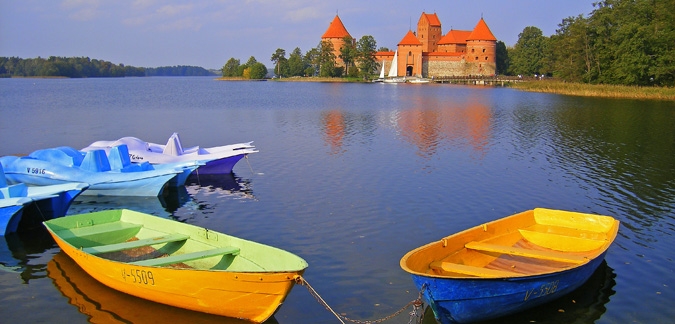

{"left": 215, "top": 76, "right": 675, "bottom": 101}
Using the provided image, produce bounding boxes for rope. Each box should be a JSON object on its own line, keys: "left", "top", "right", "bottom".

{"left": 296, "top": 276, "right": 425, "bottom": 324}
{"left": 244, "top": 154, "right": 255, "bottom": 175}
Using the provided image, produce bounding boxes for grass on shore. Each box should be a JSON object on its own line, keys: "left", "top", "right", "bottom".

{"left": 510, "top": 80, "right": 675, "bottom": 101}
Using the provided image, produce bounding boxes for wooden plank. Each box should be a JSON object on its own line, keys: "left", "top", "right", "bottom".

{"left": 82, "top": 233, "right": 190, "bottom": 255}
{"left": 58, "top": 222, "right": 142, "bottom": 239}
{"left": 465, "top": 241, "right": 588, "bottom": 264}
{"left": 130, "top": 246, "right": 240, "bottom": 267}
{"left": 430, "top": 261, "right": 520, "bottom": 278}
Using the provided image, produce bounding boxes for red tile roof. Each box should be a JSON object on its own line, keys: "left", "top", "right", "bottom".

{"left": 399, "top": 30, "right": 422, "bottom": 45}
{"left": 420, "top": 12, "right": 441, "bottom": 26}
{"left": 322, "top": 15, "right": 351, "bottom": 39}
{"left": 438, "top": 30, "right": 472, "bottom": 44}
{"left": 467, "top": 18, "right": 496, "bottom": 41}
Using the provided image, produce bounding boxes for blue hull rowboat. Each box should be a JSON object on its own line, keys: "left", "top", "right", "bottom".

{"left": 1, "top": 164, "right": 87, "bottom": 235}
{"left": 82, "top": 133, "right": 257, "bottom": 174}
{"left": 0, "top": 145, "right": 190, "bottom": 197}
{"left": 400, "top": 208, "right": 619, "bottom": 324}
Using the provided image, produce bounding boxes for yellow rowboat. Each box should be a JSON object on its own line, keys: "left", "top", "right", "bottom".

{"left": 48, "top": 251, "right": 252, "bottom": 323}
{"left": 43, "top": 209, "right": 308, "bottom": 323}
{"left": 400, "top": 208, "right": 620, "bottom": 323}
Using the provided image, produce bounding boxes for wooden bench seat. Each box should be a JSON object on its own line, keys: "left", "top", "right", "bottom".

{"left": 430, "top": 261, "right": 520, "bottom": 278}
{"left": 58, "top": 222, "right": 142, "bottom": 240}
{"left": 465, "top": 241, "right": 588, "bottom": 264}
{"left": 82, "top": 233, "right": 189, "bottom": 255}
{"left": 130, "top": 246, "right": 240, "bottom": 267}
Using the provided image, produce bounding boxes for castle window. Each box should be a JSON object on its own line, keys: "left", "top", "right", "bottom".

{"left": 482, "top": 49, "right": 486, "bottom": 53}
{"left": 475, "top": 57, "right": 478, "bottom": 60}
{"left": 485, "top": 56, "right": 488, "bottom": 60}
{"left": 471, "top": 49, "right": 475, "bottom": 53}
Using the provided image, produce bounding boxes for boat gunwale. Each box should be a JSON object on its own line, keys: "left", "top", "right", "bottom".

{"left": 400, "top": 208, "right": 620, "bottom": 279}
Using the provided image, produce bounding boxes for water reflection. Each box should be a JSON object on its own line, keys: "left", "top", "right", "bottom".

{"left": 0, "top": 227, "right": 56, "bottom": 283}
{"left": 420, "top": 261, "right": 616, "bottom": 324}
{"left": 47, "top": 252, "right": 278, "bottom": 324}
{"left": 548, "top": 99, "right": 675, "bottom": 242}
{"left": 67, "top": 187, "right": 191, "bottom": 217}
{"left": 185, "top": 173, "right": 255, "bottom": 201}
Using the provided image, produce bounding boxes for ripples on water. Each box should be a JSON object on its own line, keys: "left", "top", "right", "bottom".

{"left": 0, "top": 78, "right": 674, "bottom": 323}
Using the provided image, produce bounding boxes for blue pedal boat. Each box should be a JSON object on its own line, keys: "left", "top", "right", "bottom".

{"left": 0, "top": 145, "right": 194, "bottom": 197}
{"left": 1, "top": 164, "right": 87, "bottom": 235}
{"left": 82, "top": 133, "right": 257, "bottom": 174}
{"left": 400, "top": 208, "right": 619, "bottom": 324}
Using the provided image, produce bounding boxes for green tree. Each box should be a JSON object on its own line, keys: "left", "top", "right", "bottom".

{"left": 304, "top": 47, "right": 320, "bottom": 76}
{"left": 356, "top": 35, "right": 378, "bottom": 79}
{"left": 287, "top": 47, "right": 306, "bottom": 76}
{"left": 318, "top": 40, "right": 337, "bottom": 77}
{"left": 222, "top": 58, "right": 240, "bottom": 77}
{"left": 508, "top": 26, "right": 547, "bottom": 76}
{"left": 495, "top": 41, "right": 509, "bottom": 75}
{"left": 271, "top": 48, "right": 286, "bottom": 77}
{"left": 249, "top": 62, "right": 268, "bottom": 79}
{"left": 339, "top": 36, "right": 357, "bottom": 74}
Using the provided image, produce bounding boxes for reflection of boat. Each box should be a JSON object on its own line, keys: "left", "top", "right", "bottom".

{"left": 44, "top": 209, "right": 308, "bottom": 323}
{"left": 48, "top": 251, "right": 269, "bottom": 324}
{"left": 384, "top": 50, "right": 406, "bottom": 83}
{"left": 185, "top": 172, "right": 255, "bottom": 200}
{"left": 67, "top": 185, "right": 191, "bottom": 217}
{"left": 1, "top": 164, "right": 88, "bottom": 235}
{"left": 0, "top": 146, "right": 187, "bottom": 196}
{"left": 0, "top": 226, "right": 57, "bottom": 282}
{"left": 400, "top": 208, "right": 619, "bottom": 324}
{"left": 82, "top": 133, "right": 258, "bottom": 174}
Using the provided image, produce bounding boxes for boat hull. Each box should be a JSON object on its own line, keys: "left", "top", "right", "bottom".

{"left": 400, "top": 208, "right": 620, "bottom": 324}
{"left": 1, "top": 157, "right": 178, "bottom": 197}
{"left": 411, "top": 251, "right": 607, "bottom": 323}
{"left": 44, "top": 209, "right": 307, "bottom": 322}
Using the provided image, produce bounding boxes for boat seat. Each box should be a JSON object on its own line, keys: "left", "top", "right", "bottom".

{"left": 430, "top": 261, "right": 520, "bottom": 278}
{"left": 163, "top": 132, "right": 184, "bottom": 156}
{"left": 465, "top": 241, "right": 588, "bottom": 264}
{"left": 130, "top": 246, "right": 240, "bottom": 267}
{"left": 82, "top": 233, "right": 190, "bottom": 254}
{"left": 0, "top": 183, "right": 27, "bottom": 198}
{"left": 58, "top": 222, "right": 142, "bottom": 240}
{"left": 80, "top": 149, "right": 111, "bottom": 172}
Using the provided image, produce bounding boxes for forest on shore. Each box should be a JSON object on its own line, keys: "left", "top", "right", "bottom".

{"left": 0, "top": 56, "right": 215, "bottom": 78}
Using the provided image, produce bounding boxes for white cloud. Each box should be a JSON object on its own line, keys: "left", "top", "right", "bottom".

{"left": 156, "top": 4, "right": 194, "bottom": 17}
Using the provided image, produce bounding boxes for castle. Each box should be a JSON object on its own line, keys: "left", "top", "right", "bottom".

{"left": 321, "top": 12, "right": 497, "bottom": 78}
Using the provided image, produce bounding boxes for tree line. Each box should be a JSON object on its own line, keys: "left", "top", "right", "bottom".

{"left": 0, "top": 56, "right": 216, "bottom": 78}
{"left": 506, "top": 0, "right": 674, "bottom": 86}
{"left": 223, "top": 35, "right": 381, "bottom": 80}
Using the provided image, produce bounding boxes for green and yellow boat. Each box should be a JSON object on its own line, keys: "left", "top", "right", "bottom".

{"left": 44, "top": 209, "right": 308, "bottom": 323}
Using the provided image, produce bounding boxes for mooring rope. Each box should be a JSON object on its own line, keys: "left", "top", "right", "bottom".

{"left": 295, "top": 276, "right": 424, "bottom": 324}
{"left": 244, "top": 155, "right": 255, "bottom": 175}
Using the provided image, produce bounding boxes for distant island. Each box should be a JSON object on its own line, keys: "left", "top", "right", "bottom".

{"left": 0, "top": 56, "right": 217, "bottom": 78}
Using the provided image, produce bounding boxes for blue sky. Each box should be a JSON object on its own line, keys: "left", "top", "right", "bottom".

{"left": 1, "top": 0, "right": 595, "bottom": 69}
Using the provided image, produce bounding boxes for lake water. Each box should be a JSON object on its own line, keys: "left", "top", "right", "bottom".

{"left": 0, "top": 77, "right": 673, "bottom": 323}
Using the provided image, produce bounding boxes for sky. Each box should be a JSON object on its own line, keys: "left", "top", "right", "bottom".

{"left": 1, "top": 0, "right": 596, "bottom": 70}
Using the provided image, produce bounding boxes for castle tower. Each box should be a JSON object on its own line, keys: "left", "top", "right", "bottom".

{"left": 397, "top": 30, "right": 423, "bottom": 77}
{"left": 417, "top": 12, "right": 442, "bottom": 53}
{"left": 466, "top": 18, "right": 497, "bottom": 75}
{"left": 321, "top": 15, "right": 352, "bottom": 67}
